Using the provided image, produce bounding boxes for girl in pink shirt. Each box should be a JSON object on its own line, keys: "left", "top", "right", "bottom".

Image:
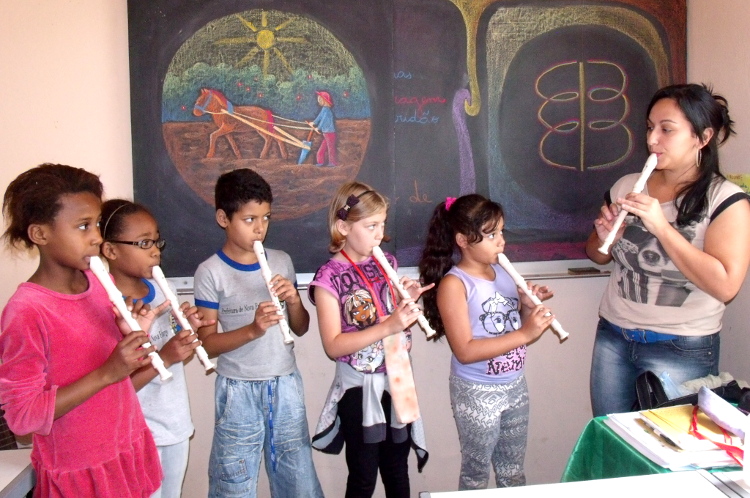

{"left": 0, "top": 164, "right": 165, "bottom": 497}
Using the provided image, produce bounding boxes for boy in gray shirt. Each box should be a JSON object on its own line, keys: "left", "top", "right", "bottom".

{"left": 194, "top": 168, "right": 323, "bottom": 498}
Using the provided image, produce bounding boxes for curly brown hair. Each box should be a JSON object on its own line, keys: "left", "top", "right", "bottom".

{"left": 3, "top": 163, "right": 103, "bottom": 249}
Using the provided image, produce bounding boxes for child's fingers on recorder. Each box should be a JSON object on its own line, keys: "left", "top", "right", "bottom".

{"left": 388, "top": 298, "right": 420, "bottom": 331}
{"left": 253, "top": 301, "right": 284, "bottom": 331}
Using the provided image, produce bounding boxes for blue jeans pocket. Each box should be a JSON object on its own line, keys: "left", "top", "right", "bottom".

{"left": 667, "top": 333, "right": 718, "bottom": 355}
{"left": 211, "top": 458, "right": 254, "bottom": 496}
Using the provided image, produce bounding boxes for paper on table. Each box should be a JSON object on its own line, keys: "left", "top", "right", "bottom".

{"left": 699, "top": 386, "right": 747, "bottom": 439}
{"left": 641, "top": 404, "right": 741, "bottom": 452}
{"left": 605, "top": 412, "right": 739, "bottom": 471}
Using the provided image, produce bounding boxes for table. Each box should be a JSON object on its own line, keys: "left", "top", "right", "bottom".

{"left": 0, "top": 449, "right": 34, "bottom": 498}
{"left": 420, "top": 470, "right": 749, "bottom": 497}
{"left": 562, "top": 415, "right": 738, "bottom": 482}
{"left": 561, "top": 416, "right": 668, "bottom": 482}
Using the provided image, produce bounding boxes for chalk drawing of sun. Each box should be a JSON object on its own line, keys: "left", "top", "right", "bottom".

{"left": 214, "top": 11, "right": 307, "bottom": 77}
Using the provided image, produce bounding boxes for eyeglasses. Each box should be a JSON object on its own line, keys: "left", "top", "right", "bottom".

{"left": 108, "top": 238, "right": 166, "bottom": 250}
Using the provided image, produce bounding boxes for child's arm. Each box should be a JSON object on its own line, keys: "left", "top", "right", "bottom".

{"left": 196, "top": 301, "right": 283, "bottom": 357}
{"left": 130, "top": 302, "right": 213, "bottom": 390}
{"left": 314, "top": 286, "right": 420, "bottom": 359}
{"left": 54, "top": 330, "right": 155, "bottom": 419}
{"left": 438, "top": 275, "right": 553, "bottom": 365}
{"left": 130, "top": 329, "right": 198, "bottom": 390}
{"left": 269, "top": 275, "right": 309, "bottom": 336}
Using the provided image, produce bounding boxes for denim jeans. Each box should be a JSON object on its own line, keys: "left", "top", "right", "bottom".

{"left": 208, "top": 369, "right": 324, "bottom": 498}
{"left": 151, "top": 439, "right": 189, "bottom": 498}
{"left": 590, "top": 317, "right": 719, "bottom": 416}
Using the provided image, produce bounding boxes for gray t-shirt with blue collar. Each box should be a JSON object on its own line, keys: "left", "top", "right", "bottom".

{"left": 193, "top": 249, "right": 297, "bottom": 380}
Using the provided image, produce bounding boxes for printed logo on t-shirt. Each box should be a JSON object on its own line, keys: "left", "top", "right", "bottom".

{"left": 323, "top": 261, "right": 412, "bottom": 373}
{"left": 613, "top": 218, "right": 699, "bottom": 306}
{"left": 486, "top": 348, "right": 525, "bottom": 375}
{"left": 479, "top": 292, "right": 521, "bottom": 335}
{"left": 344, "top": 289, "right": 378, "bottom": 328}
{"left": 477, "top": 291, "right": 525, "bottom": 375}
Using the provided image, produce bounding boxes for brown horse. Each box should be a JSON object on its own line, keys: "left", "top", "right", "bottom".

{"left": 192, "top": 88, "right": 288, "bottom": 160}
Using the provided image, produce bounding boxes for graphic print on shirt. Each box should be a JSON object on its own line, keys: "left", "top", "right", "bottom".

{"left": 344, "top": 288, "right": 383, "bottom": 372}
{"left": 344, "top": 289, "right": 377, "bottom": 328}
{"left": 479, "top": 292, "right": 521, "bottom": 335}
{"left": 613, "top": 218, "right": 698, "bottom": 306}
{"left": 478, "top": 291, "right": 525, "bottom": 375}
{"left": 326, "top": 259, "right": 412, "bottom": 373}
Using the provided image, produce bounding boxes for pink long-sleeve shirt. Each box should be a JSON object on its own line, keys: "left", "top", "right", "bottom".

{"left": 0, "top": 270, "right": 161, "bottom": 497}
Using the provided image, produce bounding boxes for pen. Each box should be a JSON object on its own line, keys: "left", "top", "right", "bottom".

{"left": 637, "top": 416, "right": 682, "bottom": 450}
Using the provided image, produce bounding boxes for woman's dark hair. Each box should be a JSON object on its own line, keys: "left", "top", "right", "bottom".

{"left": 418, "top": 194, "right": 504, "bottom": 340}
{"left": 100, "top": 199, "right": 153, "bottom": 241}
{"left": 3, "top": 163, "right": 103, "bottom": 249}
{"left": 647, "top": 83, "right": 734, "bottom": 225}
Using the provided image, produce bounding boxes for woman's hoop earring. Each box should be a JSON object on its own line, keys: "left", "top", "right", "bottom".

{"left": 695, "top": 148, "right": 702, "bottom": 168}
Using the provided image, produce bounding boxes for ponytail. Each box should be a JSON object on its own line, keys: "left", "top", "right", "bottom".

{"left": 419, "top": 201, "right": 456, "bottom": 340}
{"left": 419, "top": 194, "right": 504, "bottom": 340}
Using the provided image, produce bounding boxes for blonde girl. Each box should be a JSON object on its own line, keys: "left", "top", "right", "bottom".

{"left": 308, "top": 181, "right": 431, "bottom": 498}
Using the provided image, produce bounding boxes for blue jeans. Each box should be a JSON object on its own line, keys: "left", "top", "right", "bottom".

{"left": 208, "top": 370, "right": 324, "bottom": 498}
{"left": 590, "top": 317, "right": 719, "bottom": 416}
{"left": 151, "top": 439, "right": 189, "bottom": 498}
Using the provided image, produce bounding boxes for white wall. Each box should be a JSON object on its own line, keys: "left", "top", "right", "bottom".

{"left": 1, "top": 1, "right": 748, "bottom": 496}
{"left": 687, "top": 0, "right": 750, "bottom": 386}
{"left": 0, "top": 0, "right": 135, "bottom": 307}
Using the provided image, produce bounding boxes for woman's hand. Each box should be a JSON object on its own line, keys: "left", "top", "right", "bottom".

{"left": 617, "top": 192, "right": 670, "bottom": 237}
{"left": 593, "top": 202, "right": 624, "bottom": 244}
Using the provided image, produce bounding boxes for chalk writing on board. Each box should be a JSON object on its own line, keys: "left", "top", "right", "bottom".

{"left": 395, "top": 110, "right": 440, "bottom": 124}
{"left": 394, "top": 96, "right": 447, "bottom": 116}
{"left": 394, "top": 71, "right": 413, "bottom": 79}
{"left": 536, "top": 60, "right": 633, "bottom": 172}
{"left": 409, "top": 180, "right": 431, "bottom": 203}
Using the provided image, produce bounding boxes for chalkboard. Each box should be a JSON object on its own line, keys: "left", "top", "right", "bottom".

{"left": 128, "top": 0, "right": 686, "bottom": 276}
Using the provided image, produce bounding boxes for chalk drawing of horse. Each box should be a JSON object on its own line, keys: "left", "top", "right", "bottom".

{"left": 192, "top": 88, "right": 288, "bottom": 160}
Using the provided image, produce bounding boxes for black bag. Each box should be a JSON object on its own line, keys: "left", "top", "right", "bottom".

{"left": 633, "top": 370, "right": 745, "bottom": 410}
{"left": 739, "top": 388, "right": 750, "bottom": 413}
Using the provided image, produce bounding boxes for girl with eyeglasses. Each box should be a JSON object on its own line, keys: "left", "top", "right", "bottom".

{"left": 100, "top": 198, "right": 213, "bottom": 498}
{"left": 419, "top": 194, "right": 556, "bottom": 490}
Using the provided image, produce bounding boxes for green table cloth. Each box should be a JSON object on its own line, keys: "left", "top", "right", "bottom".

{"left": 561, "top": 416, "right": 670, "bottom": 482}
